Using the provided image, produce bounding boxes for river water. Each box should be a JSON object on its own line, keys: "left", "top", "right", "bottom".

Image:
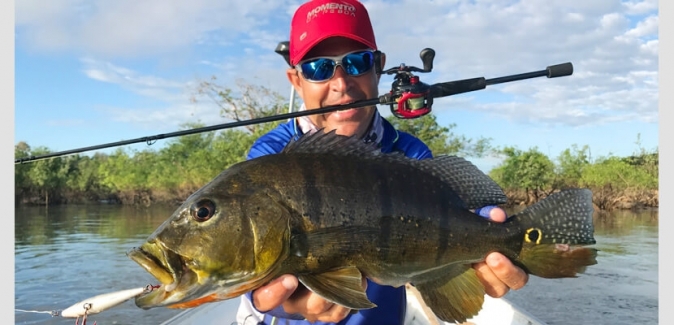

{"left": 14, "top": 204, "right": 658, "bottom": 325}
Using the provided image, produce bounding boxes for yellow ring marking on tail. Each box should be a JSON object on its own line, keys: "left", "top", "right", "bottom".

{"left": 524, "top": 228, "right": 543, "bottom": 245}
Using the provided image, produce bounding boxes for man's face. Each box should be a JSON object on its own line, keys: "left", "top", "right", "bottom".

{"left": 287, "top": 37, "right": 385, "bottom": 138}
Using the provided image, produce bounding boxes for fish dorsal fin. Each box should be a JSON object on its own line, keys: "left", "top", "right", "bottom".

{"left": 415, "top": 156, "right": 507, "bottom": 209}
{"left": 281, "top": 129, "right": 382, "bottom": 156}
{"left": 282, "top": 130, "right": 506, "bottom": 209}
{"left": 297, "top": 266, "right": 376, "bottom": 310}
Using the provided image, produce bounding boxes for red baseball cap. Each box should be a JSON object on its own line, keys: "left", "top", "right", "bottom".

{"left": 289, "top": 0, "right": 378, "bottom": 66}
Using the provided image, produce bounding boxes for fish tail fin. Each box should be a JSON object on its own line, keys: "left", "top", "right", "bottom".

{"left": 511, "top": 188, "right": 598, "bottom": 278}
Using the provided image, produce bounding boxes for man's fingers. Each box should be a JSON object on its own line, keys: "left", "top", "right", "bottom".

{"left": 284, "top": 274, "right": 368, "bottom": 322}
{"left": 488, "top": 207, "right": 507, "bottom": 223}
{"left": 315, "top": 304, "right": 352, "bottom": 323}
{"left": 485, "top": 253, "right": 528, "bottom": 291}
{"left": 473, "top": 253, "right": 529, "bottom": 298}
{"left": 282, "top": 287, "right": 346, "bottom": 323}
{"left": 475, "top": 206, "right": 508, "bottom": 223}
{"left": 252, "top": 274, "right": 299, "bottom": 312}
{"left": 473, "top": 260, "right": 509, "bottom": 298}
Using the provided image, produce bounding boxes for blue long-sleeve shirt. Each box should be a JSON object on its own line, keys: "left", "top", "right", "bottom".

{"left": 239, "top": 117, "right": 432, "bottom": 325}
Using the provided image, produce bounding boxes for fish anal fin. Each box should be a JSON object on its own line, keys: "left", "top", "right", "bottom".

{"left": 414, "top": 266, "right": 485, "bottom": 324}
{"left": 298, "top": 266, "right": 375, "bottom": 310}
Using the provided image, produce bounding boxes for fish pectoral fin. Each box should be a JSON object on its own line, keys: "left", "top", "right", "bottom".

{"left": 298, "top": 266, "right": 376, "bottom": 310}
{"left": 414, "top": 265, "right": 485, "bottom": 324}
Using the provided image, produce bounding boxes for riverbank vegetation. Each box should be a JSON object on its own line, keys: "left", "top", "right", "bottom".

{"left": 15, "top": 81, "right": 657, "bottom": 211}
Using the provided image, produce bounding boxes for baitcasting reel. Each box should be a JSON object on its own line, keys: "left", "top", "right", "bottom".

{"left": 376, "top": 49, "right": 435, "bottom": 119}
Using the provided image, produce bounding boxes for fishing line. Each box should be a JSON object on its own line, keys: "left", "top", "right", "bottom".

{"left": 14, "top": 308, "right": 58, "bottom": 316}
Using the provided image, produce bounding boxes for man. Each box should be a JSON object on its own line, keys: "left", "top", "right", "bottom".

{"left": 236, "top": 0, "right": 528, "bottom": 324}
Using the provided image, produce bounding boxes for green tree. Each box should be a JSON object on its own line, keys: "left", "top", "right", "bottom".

{"left": 556, "top": 144, "right": 591, "bottom": 187}
{"left": 161, "top": 122, "right": 217, "bottom": 188}
{"left": 581, "top": 156, "right": 657, "bottom": 190}
{"left": 490, "top": 146, "right": 555, "bottom": 204}
{"left": 565, "top": 138, "right": 658, "bottom": 211}
{"left": 98, "top": 148, "right": 135, "bottom": 193}
{"left": 25, "top": 146, "right": 68, "bottom": 205}
{"left": 15, "top": 142, "right": 32, "bottom": 203}
{"left": 210, "top": 129, "right": 258, "bottom": 171}
{"left": 64, "top": 154, "right": 107, "bottom": 202}
{"left": 622, "top": 134, "right": 658, "bottom": 180}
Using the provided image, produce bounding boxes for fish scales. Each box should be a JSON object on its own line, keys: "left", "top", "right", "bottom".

{"left": 127, "top": 130, "right": 598, "bottom": 324}
{"left": 239, "top": 152, "right": 515, "bottom": 282}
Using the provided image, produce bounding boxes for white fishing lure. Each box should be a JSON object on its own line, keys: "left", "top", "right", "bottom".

{"left": 61, "top": 286, "right": 151, "bottom": 318}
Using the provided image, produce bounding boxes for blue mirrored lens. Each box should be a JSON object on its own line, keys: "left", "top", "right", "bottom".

{"left": 343, "top": 51, "right": 374, "bottom": 76}
{"left": 301, "top": 59, "right": 336, "bottom": 81}
{"left": 299, "top": 51, "right": 375, "bottom": 81}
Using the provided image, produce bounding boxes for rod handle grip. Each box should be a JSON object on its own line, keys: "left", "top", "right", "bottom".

{"left": 547, "top": 62, "right": 573, "bottom": 78}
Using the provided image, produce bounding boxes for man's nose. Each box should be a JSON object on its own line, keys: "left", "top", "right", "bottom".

{"left": 330, "top": 66, "right": 352, "bottom": 91}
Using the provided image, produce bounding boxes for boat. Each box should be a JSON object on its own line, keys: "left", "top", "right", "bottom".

{"left": 160, "top": 284, "right": 546, "bottom": 325}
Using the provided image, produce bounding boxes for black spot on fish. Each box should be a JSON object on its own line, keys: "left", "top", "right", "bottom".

{"left": 290, "top": 233, "right": 309, "bottom": 258}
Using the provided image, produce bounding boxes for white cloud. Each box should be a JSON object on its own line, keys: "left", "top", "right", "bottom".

{"left": 104, "top": 102, "right": 220, "bottom": 128}
{"left": 16, "top": 0, "right": 658, "bottom": 133}
{"left": 361, "top": 0, "right": 658, "bottom": 128}
{"left": 80, "top": 57, "right": 190, "bottom": 101}
{"left": 622, "top": 0, "right": 658, "bottom": 15}
{"left": 640, "top": 39, "right": 658, "bottom": 56}
{"left": 78, "top": 57, "right": 293, "bottom": 131}
{"left": 624, "top": 15, "right": 658, "bottom": 38}
{"left": 16, "top": 0, "right": 286, "bottom": 58}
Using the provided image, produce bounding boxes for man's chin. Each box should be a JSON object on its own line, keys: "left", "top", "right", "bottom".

{"left": 323, "top": 122, "right": 368, "bottom": 138}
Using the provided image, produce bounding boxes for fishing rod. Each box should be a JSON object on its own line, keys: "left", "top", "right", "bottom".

{"left": 15, "top": 43, "right": 573, "bottom": 164}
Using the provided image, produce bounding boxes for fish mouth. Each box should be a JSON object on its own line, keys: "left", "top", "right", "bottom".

{"left": 128, "top": 242, "right": 275, "bottom": 310}
{"left": 127, "top": 243, "right": 201, "bottom": 309}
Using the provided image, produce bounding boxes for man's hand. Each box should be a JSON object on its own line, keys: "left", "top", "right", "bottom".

{"left": 471, "top": 206, "right": 529, "bottom": 297}
{"left": 252, "top": 274, "right": 366, "bottom": 323}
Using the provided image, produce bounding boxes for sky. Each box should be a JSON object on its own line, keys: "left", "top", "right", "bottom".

{"left": 13, "top": 0, "right": 660, "bottom": 173}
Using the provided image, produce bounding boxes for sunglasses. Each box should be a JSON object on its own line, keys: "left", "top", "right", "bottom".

{"left": 295, "top": 50, "right": 376, "bottom": 82}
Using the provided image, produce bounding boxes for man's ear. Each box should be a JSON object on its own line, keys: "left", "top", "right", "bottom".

{"left": 286, "top": 68, "right": 303, "bottom": 98}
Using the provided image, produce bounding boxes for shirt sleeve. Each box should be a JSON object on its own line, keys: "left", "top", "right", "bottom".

{"left": 394, "top": 131, "right": 434, "bottom": 160}
{"left": 246, "top": 124, "right": 294, "bottom": 160}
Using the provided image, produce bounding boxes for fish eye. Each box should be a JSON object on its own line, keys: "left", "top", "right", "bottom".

{"left": 192, "top": 199, "right": 216, "bottom": 222}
